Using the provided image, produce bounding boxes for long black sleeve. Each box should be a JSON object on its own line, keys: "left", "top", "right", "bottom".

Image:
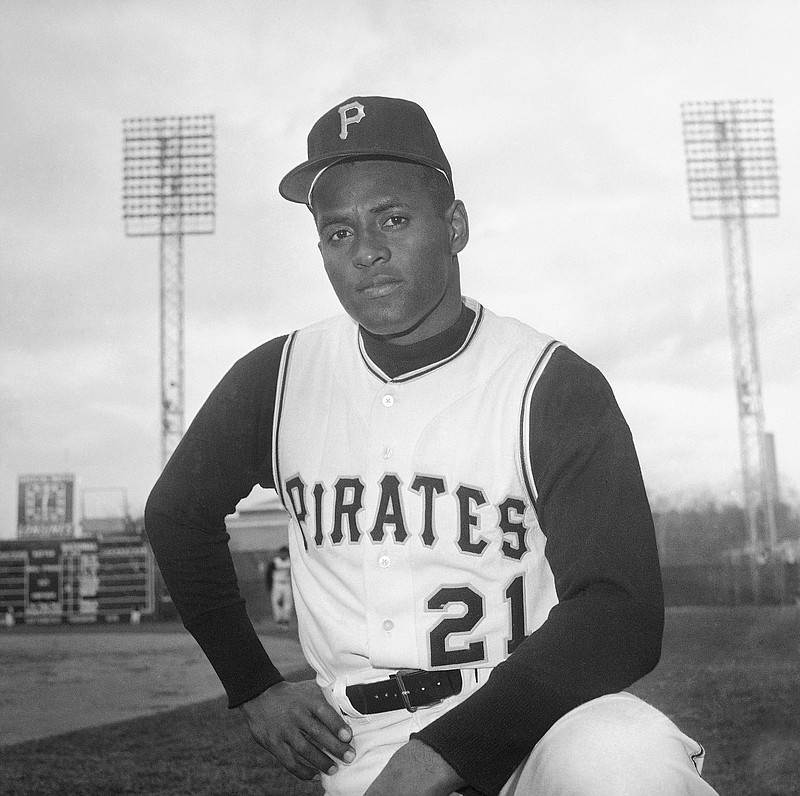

{"left": 144, "top": 326, "right": 664, "bottom": 794}
{"left": 144, "top": 335, "right": 288, "bottom": 707}
{"left": 413, "top": 347, "right": 664, "bottom": 795}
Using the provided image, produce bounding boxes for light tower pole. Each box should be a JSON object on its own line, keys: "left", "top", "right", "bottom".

{"left": 122, "top": 115, "right": 216, "bottom": 469}
{"left": 681, "top": 99, "right": 779, "bottom": 601}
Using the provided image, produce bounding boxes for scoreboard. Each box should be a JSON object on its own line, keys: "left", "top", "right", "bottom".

{"left": 0, "top": 536, "right": 155, "bottom": 624}
{"left": 17, "top": 473, "right": 76, "bottom": 538}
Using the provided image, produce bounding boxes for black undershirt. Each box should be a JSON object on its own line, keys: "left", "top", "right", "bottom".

{"left": 144, "top": 302, "right": 664, "bottom": 796}
{"left": 360, "top": 304, "right": 476, "bottom": 379}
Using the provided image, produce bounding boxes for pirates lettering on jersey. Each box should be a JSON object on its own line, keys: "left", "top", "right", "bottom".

{"left": 284, "top": 470, "right": 531, "bottom": 560}
{"left": 410, "top": 474, "right": 446, "bottom": 547}
{"left": 272, "top": 300, "right": 562, "bottom": 681}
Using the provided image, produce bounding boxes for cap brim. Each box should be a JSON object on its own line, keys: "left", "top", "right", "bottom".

{"left": 279, "top": 150, "right": 451, "bottom": 205}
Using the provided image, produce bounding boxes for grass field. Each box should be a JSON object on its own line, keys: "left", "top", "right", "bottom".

{"left": 2, "top": 606, "right": 798, "bottom": 796}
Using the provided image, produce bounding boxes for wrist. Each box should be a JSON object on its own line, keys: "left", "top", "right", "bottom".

{"left": 406, "top": 739, "right": 466, "bottom": 790}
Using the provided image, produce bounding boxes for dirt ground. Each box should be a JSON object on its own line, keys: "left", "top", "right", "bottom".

{"left": 0, "top": 624, "right": 309, "bottom": 747}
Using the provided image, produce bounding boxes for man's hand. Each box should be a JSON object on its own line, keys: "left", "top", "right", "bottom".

{"left": 239, "top": 680, "right": 355, "bottom": 781}
{"left": 364, "top": 739, "right": 466, "bottom": 796}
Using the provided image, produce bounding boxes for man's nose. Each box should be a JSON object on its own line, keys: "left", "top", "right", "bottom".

{"left": 352, "top": 230, "right": 390, "bottom": 268}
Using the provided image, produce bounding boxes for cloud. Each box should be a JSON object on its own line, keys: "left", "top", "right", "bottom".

{"left": 1, "top": 0, "right": 799, "bottom": 536}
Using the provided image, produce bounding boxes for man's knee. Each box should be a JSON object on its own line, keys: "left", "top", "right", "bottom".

{"left": 504, "top": 693, "right": 717, "bottom": 796}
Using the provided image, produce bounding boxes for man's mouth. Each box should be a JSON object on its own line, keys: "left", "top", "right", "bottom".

{"left": 357, "top": 274, "right": 402, "bottom": 298}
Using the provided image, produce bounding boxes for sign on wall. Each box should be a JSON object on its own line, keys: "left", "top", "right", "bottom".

{"left": 17, "top": 474, "right": 76, "bottom": 539}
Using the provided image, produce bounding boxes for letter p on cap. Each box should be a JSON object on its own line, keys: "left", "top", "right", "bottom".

{"left": 338, "top": 101, "right": 365, "bottom": 139}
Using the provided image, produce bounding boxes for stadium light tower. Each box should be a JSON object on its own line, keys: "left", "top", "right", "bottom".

{"left": 122, "top": 115, "right": 216, "bottom": 469}
{"left": 681, "top": 99, "right": 779, "bottom": 598}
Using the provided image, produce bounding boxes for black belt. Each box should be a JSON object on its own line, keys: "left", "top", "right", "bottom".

{"left": 345, "top": 669, "right": 463, "bottom": 714}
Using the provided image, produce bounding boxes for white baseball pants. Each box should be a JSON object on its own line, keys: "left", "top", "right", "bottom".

{"left": 271, "top": 582, "right": 293, "bottom": 623}
{"left": 321, "top": 674, "right": 718, "bottom": 796}
{"left": 497, "top": 691, "right": 718, "bottom": 795}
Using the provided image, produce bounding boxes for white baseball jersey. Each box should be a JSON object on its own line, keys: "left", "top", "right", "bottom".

{"left": 270, "top": 555, "right": 293, "bottom": 625}
{"left": 273, "top": 298, "right": 561, "bottom": 696}
{"left": 271, "top": 556, "right": 291, "bottom": 586}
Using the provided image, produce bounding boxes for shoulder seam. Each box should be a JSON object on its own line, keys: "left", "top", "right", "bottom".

{"left": 271, "top": 332, "right": 297, "bottom": 518}
{"left": 519, "top": 340, "right": 562, "bottom": 507}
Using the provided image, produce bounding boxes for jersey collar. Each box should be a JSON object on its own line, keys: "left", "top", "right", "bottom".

{"left": 358, "top": 298, "right": 484, "bottom": 383}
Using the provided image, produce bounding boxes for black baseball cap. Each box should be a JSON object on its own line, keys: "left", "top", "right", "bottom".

{"left": 278, "top": 96, "right": 453, "bottom": 206}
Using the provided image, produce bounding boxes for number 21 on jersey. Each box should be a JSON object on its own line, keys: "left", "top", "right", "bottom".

{"left": 426, "top": 575, "right": 528, "bottom": 668}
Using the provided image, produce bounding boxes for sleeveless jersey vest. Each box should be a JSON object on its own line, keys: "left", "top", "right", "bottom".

{"left": 273, "top": 298, "right": 561, "bottom": 691}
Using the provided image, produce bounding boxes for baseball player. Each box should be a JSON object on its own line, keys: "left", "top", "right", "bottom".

{"left": 145, "top": 96, "right": 719, "bottom": 795}
{"left": 266, "top": 545, "right": 293, "bottom": 629}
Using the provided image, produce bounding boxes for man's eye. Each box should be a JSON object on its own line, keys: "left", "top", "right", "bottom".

{"left": 329, "top": 229, "right": 351, "bottom": 242}
{"left": 383, "top": 215, "right": 406, "bottom": 228}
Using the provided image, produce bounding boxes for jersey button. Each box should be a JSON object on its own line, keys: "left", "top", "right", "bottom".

{"left": 381, "top": 394, "right": 394, "bottom": 407}
{"left": 382, "top": 620, "right": 394, "bottom": 632}
{"left": 378, "top": 555, "right": 391, "bottom": 568}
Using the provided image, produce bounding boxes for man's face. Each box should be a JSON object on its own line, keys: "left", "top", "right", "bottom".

{"left": 312, "top": 159, "right": 468, "bottom": 344}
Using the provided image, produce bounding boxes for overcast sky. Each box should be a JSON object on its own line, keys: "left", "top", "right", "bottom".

{"left": 1, "top": 0, "right": 798, "bottom": 537}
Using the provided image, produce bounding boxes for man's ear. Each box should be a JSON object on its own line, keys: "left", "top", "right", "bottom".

{"left": 448, "top": 200, "right": 469, "bottom": 255}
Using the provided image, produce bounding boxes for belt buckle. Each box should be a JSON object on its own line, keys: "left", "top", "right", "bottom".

{"left": 393, "top": 669, "right": 444, "bottom": 713}
{"left": 393, "top": 669, "right": 418, "bottom": 713}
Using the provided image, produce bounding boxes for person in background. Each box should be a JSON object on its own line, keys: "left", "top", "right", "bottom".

{"left": 266, "top": 546, "right": 293, "bottom": 630}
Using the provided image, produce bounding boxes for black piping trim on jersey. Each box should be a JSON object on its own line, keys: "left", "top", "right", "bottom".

{"left": 519, "top": 339, "right": 562, "bottom": 512}
{"left": 357, "top": 303, "right": 485, "bottom": 384}
{"left": 690, "top": 743, "right": 706, "bottom": 775}
{"left": 271, "top": 331, "right": 297, "bottom": 517}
